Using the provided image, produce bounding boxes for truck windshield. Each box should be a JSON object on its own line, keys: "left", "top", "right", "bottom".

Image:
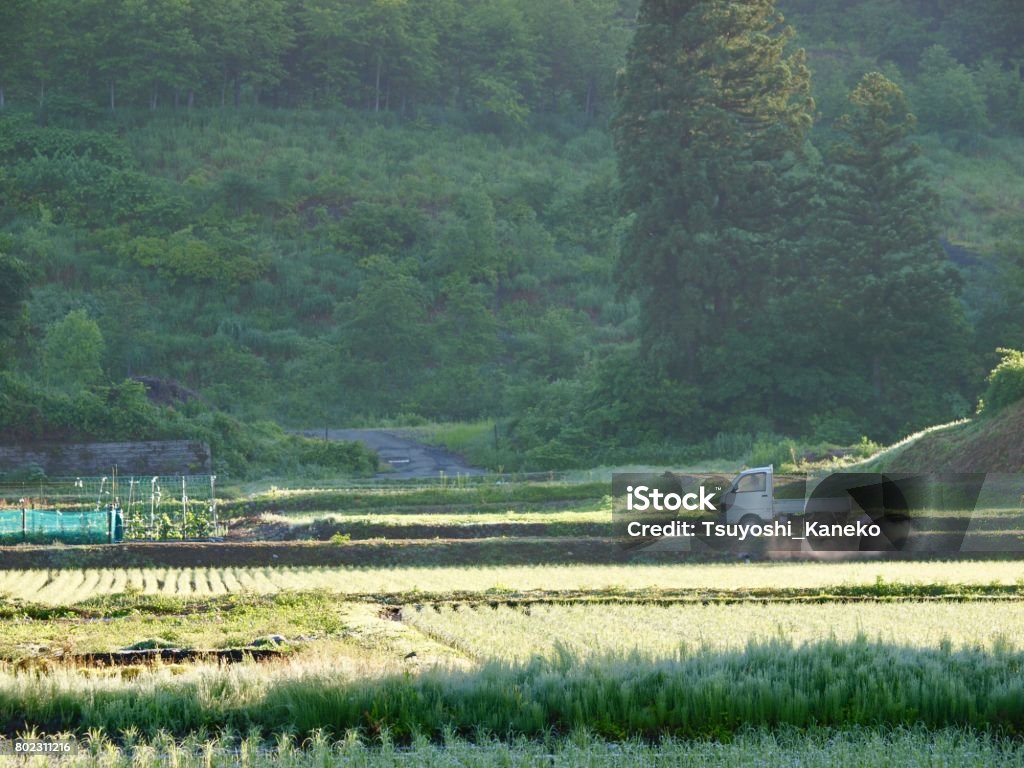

{"left": 736, "top": 472, "right": 766, "bottom": 493}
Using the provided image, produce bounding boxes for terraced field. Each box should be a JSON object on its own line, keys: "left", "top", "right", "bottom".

{"left": 3, "top": 560, "right": 1024, "bottom": 603}
{"left": 2, "top": 478, "right": 1024, "bottom": 763}
{"left": 405, "top": 601, "right": 1024, "bottom": 659}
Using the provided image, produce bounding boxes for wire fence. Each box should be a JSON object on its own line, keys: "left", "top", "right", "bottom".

{"left": 0, "top": 475, "right": 219, "bottom": 543}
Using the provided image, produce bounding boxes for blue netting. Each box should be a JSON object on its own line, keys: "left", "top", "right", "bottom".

{"left": 0, "top": 508, "right": 122, "bottom": 544}
{"left": 0, "top": 474, "right": 215, "bottom": 542}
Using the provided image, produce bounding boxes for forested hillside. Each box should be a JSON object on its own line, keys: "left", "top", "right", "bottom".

{"left": 1, "top": 0, "right": 1023, "bottom": 470}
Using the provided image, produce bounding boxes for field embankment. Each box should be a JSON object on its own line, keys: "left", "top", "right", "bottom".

{"left": 861, "top": 400, "right": 1024, "bottom": 473}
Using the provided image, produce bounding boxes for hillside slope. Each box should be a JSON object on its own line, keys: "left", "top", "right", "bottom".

{"left": 868, "top": 401, "right": 1024, "bottom": 473}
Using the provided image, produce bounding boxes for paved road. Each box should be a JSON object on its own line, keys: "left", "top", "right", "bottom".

{"left": 302, "top": 429, "right": 486, "bottom": 480}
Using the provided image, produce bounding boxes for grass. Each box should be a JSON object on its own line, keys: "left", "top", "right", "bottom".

{"left": 918, "top": 133, "right": 1024, "bottom": 251}
{"left": 4, "top": 589, "right": 1024, "bottom": 660}
{"left": 406, "top": 601, "right": 1024, "bottom": 660}
{"left": 847, "top": 419, "right": 970, "bottom": 471}
{"left": 261, "top": 501, "right": 610, "bottom": 524}
{"left": 247, "top": 504, "right": 612, "bottom": 541}
{"left": 0, "top": 592, "right": 346, "bottom": 658}
{"left": 3, "top": 729, "right": 1023, "bottom": 767}
{"left": 2, "top": 639, "right": 1024, "bottom": 738}
{"left": 843, "top": 396, "right": 1024, "bottom": 476}
{"left": 401, "top": 420, "right": 508, "bottom": 470}
{"left": 222, "top": 482, "right": 610, "bottom": 516}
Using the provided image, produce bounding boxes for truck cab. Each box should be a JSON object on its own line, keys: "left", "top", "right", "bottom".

{"left": 722, "top": 466, "right": 775, "bottom": 525}
{"left": 721, "top": 465, "right": 837, "bottom": 525}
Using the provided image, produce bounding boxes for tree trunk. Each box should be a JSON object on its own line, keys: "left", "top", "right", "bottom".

{"left": 233, "top": 78, "right": 241, "bottom": 107}
{"left": 0, "top": 86, "right": 5, "bottom": 110}
{"left": 585, "top": 78, "right": 594, "bottom": 118}
{"left": 39, "top": 80, "right": 45, "bottom": 108}
{"left": 109, "top": 80, "right": 116, "bottom": 112}
{"left": 188, "top": 90, "right": 195, "bottom": 109}
{"left": 221, "top": 65, "right": 227, "bottom": 107}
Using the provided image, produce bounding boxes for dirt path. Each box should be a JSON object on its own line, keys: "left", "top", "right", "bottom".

{"left": 303, "top": 429, "right": 486, "bottom": 479}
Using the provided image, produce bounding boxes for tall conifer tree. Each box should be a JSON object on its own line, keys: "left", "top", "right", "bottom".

{"left": 822, "top": 72, "right": 969, "bottom": 435}
{"left": 613, "top": 0, "right": 813, "bottom": 430}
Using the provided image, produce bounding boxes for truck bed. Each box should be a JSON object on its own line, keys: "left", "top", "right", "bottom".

{"left": 773, "top": 497, "right": 851, "bottom": 517}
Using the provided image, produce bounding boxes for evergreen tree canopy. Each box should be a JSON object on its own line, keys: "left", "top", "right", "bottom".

{"left": 613, "top": 0, "right": 813, "bottom": 432}
{"left": 822, "top": 72, "right": 969, "bottom": 435}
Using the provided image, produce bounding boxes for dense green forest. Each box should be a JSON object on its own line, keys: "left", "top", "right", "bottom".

{"left": 1, "top": 0, "right": 1024, "bottom": 471}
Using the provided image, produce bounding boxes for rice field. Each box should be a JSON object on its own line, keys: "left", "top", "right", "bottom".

{"left": 406, "top": 601, "right": 1024, "bottom": 660}
{"left": 1, "top": 560, "right": 1022, "bottom": 604}
{"left": 4, "top": 479, "right": 1024, "bottom": 757}
{"left": 2, "top": 636, "right": 1024, "bottom": 739}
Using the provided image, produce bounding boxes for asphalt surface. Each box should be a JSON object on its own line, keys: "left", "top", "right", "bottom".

{"left": 302, "top": 428, "right": 486, "bottom": 480}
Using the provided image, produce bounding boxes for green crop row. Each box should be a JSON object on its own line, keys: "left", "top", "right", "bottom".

{"left": 2, "top": 640, "right": 1024, "bottom": 739}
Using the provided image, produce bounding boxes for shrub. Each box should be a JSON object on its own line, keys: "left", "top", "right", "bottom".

{"left": 749, "top": 436, "right": 799, "bottom": 469}
{"left": 913, "top": 46, "right": 989, "bottom": 135}
{"left": 980, "top": 348, "right": 1024, "bottom": 413}
{"left": 42, "top": 309, "right": 105, "bottom": 392}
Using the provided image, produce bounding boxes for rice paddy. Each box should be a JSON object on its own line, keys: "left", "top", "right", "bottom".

{"left": 405, "top": 601, "right": 1024, "bottom": 659}
{"left": 1, "top": 560, "right": 1022, "bottom": 604}
{"left": 2, "top": 479, "right": 1024, "bottom": 764}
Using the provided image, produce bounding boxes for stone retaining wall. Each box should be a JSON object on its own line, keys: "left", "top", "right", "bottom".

{"left": 0, "top": 441, "right": 211, "bottom": 476}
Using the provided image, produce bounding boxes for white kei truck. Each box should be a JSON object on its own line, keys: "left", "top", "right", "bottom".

{"left": 719, "top": 465, "right": 850, "bottom": 526}
{"left": 718, "top": 465, "right": 914, "bottom": 550}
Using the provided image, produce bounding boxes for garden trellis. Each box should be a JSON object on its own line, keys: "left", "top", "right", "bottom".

{"left": 0, "top": 474, "right": 218, "bottom": 544}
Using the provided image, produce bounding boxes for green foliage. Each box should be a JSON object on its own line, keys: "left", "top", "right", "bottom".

{"left": 121, "top": 230, "right": 269, "bottom": 285}
{"left": 42, "top": 309, "right": 105, "bottom": 392}
{"left": 809, "top": 73, "right": 971, "bottom": 439}
{"left": 0, "top": 0, "right": 1022, "bottom": 472}
{"left": 0, "top": 107, "right": 626, "bottom": 429}
{"left": 223, "top": 480, "right": 606, "bottom": 515}
{"left": 157, "top": 513, "right": 176, "bottom": 540}
{"left": 613, "top": 0, "right": 813, "bottom": 433}
{"left": 0, "top": 731, "right": 1009, "bottom": 767}
{"left": 971, "top": 58, "right": 1024, "bottom": 134}
{"left": 913, "top": 45, "right": 988, "bottom": 135}
{"left": 981, "top": 348, "right": 1024, "bottom": 412}
{"left": 0, "top": 251, "right": 30, "bottom": 359}
{"left": 3, "top": 639, "right": 1024, "bottom": 738}
{"left": 748, "top": 437, "right": 798, "bottom": 469}
{"left": 0, "top": 372, "right": 377, "bottom": 479}
{"left": 0, "top": 0, "right": 633, "bottom": 121}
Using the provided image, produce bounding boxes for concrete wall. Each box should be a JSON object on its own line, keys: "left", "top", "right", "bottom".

{"left": 0, "top": 441, "right": 211, "bottom": 476}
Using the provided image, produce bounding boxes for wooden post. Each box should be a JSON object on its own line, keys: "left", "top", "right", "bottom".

{"left": 210, "top": 475, "right": 218, "bottom": 537}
